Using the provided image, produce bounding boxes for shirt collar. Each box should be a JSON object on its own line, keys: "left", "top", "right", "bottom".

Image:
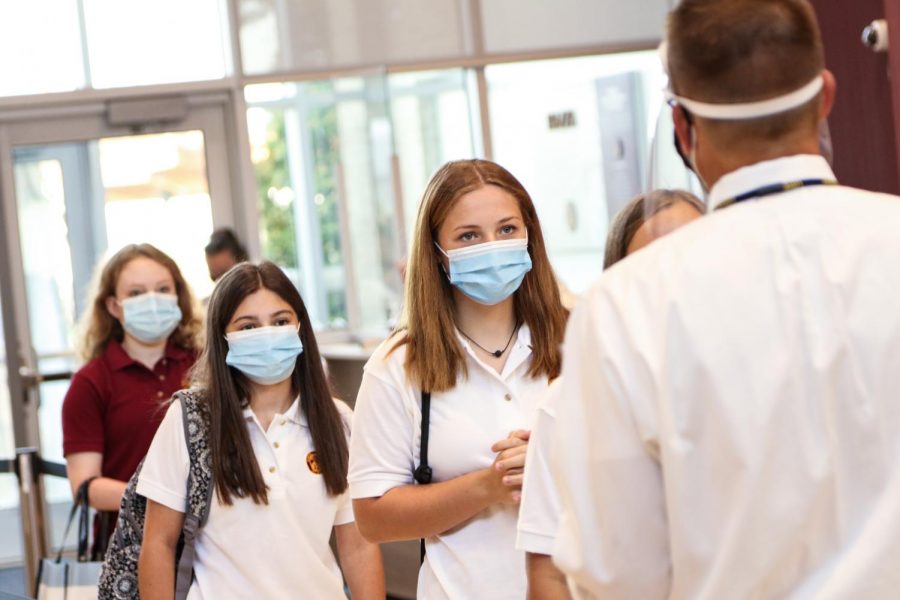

{"left": 242, "top": 397, "right": 307, "bottom": 427}
{"left": 105, "top": 338, "right": 135, "bottom": 371}
{"left": 164, "top": 342, "right": 194, "bottom": 362}
{"left": 708, "top": 154, "right": 836, "bottom": 211}
{"left": 104, "top": 338, "right": 194, "bottom": 371}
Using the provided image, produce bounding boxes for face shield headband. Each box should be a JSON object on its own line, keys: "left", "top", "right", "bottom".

{"left": 659, "top": 41, "right": 825, "bottom": 121}
{"left": 665, "top": 75, "right": 824, "bottom": 121}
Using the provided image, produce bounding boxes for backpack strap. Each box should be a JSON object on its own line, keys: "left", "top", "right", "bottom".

{"left": 413, "top": 391, "right": 432, "bottom": 564}
{"left": 173, "top": 390, "right": 214, "bottom": 600}
{"left": 413, "top": 391, "right": 432, "bottom": 485}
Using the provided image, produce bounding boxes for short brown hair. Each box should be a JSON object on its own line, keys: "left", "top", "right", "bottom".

{"left": 668, "top": 0, "right": 825, "bottom": 143}
{"left": 77, "top": 244, "right": 201, "bottom": 361}
{"left": 393, "top": 160, "right": 568, "bottom": 392}
{"left": 604, "top": 190, "right": 704, "bottom": 269}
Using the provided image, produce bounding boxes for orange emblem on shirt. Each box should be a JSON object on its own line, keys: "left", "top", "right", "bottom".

{"left": 306, "top": 452, "right": 322, "bottom": 474}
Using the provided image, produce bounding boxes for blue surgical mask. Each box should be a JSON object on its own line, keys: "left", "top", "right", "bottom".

{"left": 119, "top": 293, "right": 182, "bottom": 343}
{"left": 225, "top": 325, "right": 303, "bottom": 385}
{"left": 437, "top": 236, "right": 532, "bottom": 305}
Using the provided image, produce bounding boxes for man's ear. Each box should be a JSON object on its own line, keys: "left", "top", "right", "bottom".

{"left": 819, "top": 69, "right": 837, "bottom": 121}
{"left": 672, "top": 106, "right": 693, "bottom": 156}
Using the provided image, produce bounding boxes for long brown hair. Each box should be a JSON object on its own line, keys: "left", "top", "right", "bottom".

{"left": 193, "top": 261, "right": 348, "bottom": 503}
{"left": 77, "top": 244, "right": 201, "bottom": 362}
{"left": 394, "top": 159, "right": 568, "bottom": 392}
{"left": 604, "top": 189, "right": 704, "bottom": 269}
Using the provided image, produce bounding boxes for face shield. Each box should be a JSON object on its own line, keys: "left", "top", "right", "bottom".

{"left": 624, "top": 43, "right": 831, "bottom": 261}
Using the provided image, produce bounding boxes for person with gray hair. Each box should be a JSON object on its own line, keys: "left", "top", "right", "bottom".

{"left": 552, "top": 1, "right": 900, "bottom": 598}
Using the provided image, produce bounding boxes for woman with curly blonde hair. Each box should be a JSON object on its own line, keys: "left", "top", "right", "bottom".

{"left": 63, "top": 243, "right": 201, "bottom": 551}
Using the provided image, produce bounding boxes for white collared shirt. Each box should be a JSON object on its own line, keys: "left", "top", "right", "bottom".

{"left": 553, "top": 155, "right": 900, "bottom": 599}
{"left": 349, "top": 325, "right": 548, "bottom": 600}
{"left": 515, "top": 379, "right": 561, "bottom": 555}
{"left": 137, "top": 397, "right": 355, "bottom": 600}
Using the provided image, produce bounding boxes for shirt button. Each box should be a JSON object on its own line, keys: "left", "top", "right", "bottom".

{"left": 504, "top": 393, "right": 512, "bottom": 401}
{"left": 268, "top": 466, "right": 276, "bottom": 474}
{"left": 273, "top": 442, "right": 280, "bottom": 449}
{"left": 157, "top": 391, "right": 165, "bottom": 398}
{"left": 158, "top": 375, "right": 165, "bottom": 381}
{"left": 280, "top": 419, "right": 287, "bottom": 426}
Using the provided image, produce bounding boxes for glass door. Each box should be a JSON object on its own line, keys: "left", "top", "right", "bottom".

{"left": 0, "top": 97, "right": 236, "bottom": 580}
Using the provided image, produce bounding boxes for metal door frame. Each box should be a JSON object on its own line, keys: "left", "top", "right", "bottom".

{"left": 0, "top": 89, "right": 248, "bottom": 451}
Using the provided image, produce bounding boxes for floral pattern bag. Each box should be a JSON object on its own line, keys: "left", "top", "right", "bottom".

{"left": 98, "top": 389, "right": 213, "bottom": 600}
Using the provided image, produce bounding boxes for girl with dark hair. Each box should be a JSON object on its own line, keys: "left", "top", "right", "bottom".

{"left": 137, "top": 262, "right": 384, "bottom": 599}
{"left": 63, "top": 244, "right": 201, "bottom": 535}
{"left": 349, "top": 159, "right": 568, "bottom": 599}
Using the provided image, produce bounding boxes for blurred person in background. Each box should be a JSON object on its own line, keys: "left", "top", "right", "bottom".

{"left": 205, "top": 227, "right": 249, "bottom": 283}
{"left": 603, "top": 189, "right": 704, "bottom": 268}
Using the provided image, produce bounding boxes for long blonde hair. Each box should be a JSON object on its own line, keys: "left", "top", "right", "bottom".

{"left": 393, "top": 159, "right": 568, "bottom": 392}
{"left": 77, "top": 244, "right": 202, "bottom": 362}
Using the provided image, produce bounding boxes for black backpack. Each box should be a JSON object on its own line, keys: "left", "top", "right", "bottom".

{"left": 98, "top": 389, "right": 213, "bottom": 600}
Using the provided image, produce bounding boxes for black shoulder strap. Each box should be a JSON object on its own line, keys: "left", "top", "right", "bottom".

{"left": 413, "top": 391, "right": 432, "bottom": 564}
{"left": 413, "top": 391, "right": 432, "bottom": 485}
{"left": 175, "top": 390, "right": 214, "bottom": 600}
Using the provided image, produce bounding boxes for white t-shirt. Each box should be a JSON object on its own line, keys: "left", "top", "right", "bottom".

{"left": 137, "top": 397, "right": 355, "bottom": 600}
{"left": 349, "top": 325, "right": 549, "bottom": 600}
{"left": 516, "top": 380, "right": 561, "bottom": 556}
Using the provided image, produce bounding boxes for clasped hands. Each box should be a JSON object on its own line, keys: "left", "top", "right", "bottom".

{"left": 488, "top": 429, "right": 530, "bottom": 505}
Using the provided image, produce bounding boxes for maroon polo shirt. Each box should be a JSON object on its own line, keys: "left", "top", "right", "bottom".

{"left": 62, "top": 339, "right": 197, "bottom": 483}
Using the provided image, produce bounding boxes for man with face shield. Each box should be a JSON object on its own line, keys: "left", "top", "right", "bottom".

{"left": 550, "top": 1, "right": 900, "bottom": 598}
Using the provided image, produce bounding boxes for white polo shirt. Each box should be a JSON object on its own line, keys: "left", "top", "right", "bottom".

{"left": 137, "top": 397, "right": 355, "bottom": 600}
{"left": 515, "top": 380, "right": 561, "bottom": 556}
{"left": 553, "top": 155, "right": 900, "bottom": 598}
{"left": 349, "top": 325, "right": 549, "bottom": 600}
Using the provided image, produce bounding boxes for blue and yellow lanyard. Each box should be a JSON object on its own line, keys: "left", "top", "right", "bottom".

{"left": 718, "top": 179, "right": 839, "bottom": 208}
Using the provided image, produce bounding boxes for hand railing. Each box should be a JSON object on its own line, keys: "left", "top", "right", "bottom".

{"left": 2, "top": 363, "right": 76, "bottom": 596}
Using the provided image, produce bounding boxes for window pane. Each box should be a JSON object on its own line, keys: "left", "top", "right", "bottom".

{"left": 248, "top": 71, "right": 477, "bottom": 331}
{"left": 99, "top": 132, "right": 216, "bottom": 300}
{"left": 0, "top": 1, "right": 85, "bottom": 96}
{"left": 480, "top": 0, "right": 669, "bottom": 55}
{"left": 84, "top": 0, "right": 228, "bottom": 88}
{"left": 13, "top": 157, "right": 79, "bottom": 359}
{"left": 247, "top": 77, "right": 403, "bottom": 332}
{"left": 388, "top": 69, "right": 478, "bottom": 242}
{"left": 238, "top": 0, "right": 470, "bottom": 75}
{"left": 487, "top": 52, "right": 666, "bottom": 294}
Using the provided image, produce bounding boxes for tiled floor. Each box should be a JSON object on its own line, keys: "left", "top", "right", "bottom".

{"left": 0, "top": 567, "right": 25, "bottom": 597}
